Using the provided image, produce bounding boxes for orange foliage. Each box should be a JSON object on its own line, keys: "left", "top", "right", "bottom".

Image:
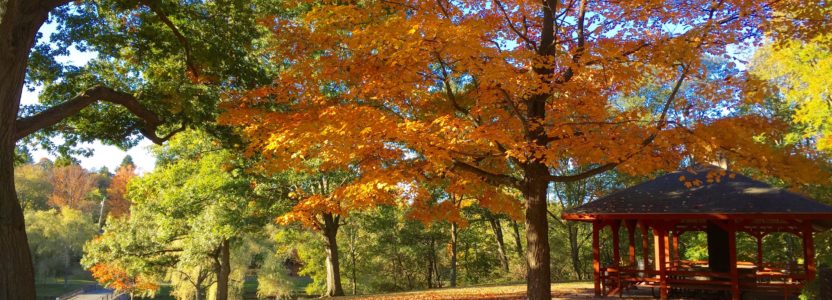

{"left": 89, "top": 263, "right": 158, "bottom": 294}
{"left": 49, "top": 164, "right": 97, "bottom": 213}
{"left": 220, "top": 0, "right": 829, "bottom": 225}
{"left": 106, "top": 165, "right": 136, "bottom": 217}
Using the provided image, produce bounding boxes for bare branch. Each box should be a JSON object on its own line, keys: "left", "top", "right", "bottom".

{"left": 548, "top": 163, "right": 617, "bottom": 182}
{"left": 494, "top": 0, "right": 537, "bottom": 49}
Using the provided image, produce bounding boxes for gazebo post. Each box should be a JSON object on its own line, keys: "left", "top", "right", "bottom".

{"left": 592, "top": 221, "right": 602, "bottom": 297}
{"left": 656, "top": 227, "right": 669, "bottom": 300}
{"left": 655, "top": 227, "right": 670, "bottom": 270}
{"left": 802, "top": 225, "right": 815, "bottom": 281}
{"left": 653, "top": 228, "right": 660, "bottom": 271}
{"left": 727, "top": 224, "right": 740, "bottom": 300}
{"left": 626, "top": 220, "right": 636, "bottom": 267}
{"left": 610, "top": 221, "right": 622, "bottom": 296}
{"left": 612, "top": 221, "right": 621, "bottom": 268}
{"left": 640, "top": 223, "right": 649, "bottom": 271}
{"left": 664, "top": 232, "right": 671, "bottom": 269}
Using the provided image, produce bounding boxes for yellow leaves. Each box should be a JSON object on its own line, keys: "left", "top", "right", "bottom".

{"left": 407, "top": 24, "right": 419, "bottom": 35}
{"left": 750, "top": 35, "right": 832, "bottom": 152}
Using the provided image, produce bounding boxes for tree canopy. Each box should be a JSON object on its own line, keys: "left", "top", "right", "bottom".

{"left": 220, "top": 1, "right": 831, "bottom": 298}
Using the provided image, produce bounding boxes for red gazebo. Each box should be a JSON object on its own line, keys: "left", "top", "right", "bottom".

{"left": 562, "top": 165, "right": 832, "bottom": 300}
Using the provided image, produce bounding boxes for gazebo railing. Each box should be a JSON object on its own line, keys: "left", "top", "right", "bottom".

{"left": 601, "top": 263, "right": 806, "bottom": 298}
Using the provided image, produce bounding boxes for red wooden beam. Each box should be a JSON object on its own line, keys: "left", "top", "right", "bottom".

{"left": 626, "top": 220, "right": 637, "bottom": 267}
{"left": 727, "top": 224, "right": 740, "bottom": 300}
{"left": 640, "top": 222, "right": 650, "bottom": 271}
{"left": 657, "top": 228, "right": 668, "bottom": 300}
{"left": 562, "top": 213, "right": 832, "bottom": 222}
{"left": 592, "top": 221, "right": 601, "bottom": 297}
{"left": 612, "top": 221, "right": 621, "bottom": 268}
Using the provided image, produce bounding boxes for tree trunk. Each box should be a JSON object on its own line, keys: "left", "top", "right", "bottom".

{"left": 567, "top": 223, "right": 582, "bottom": 280}
{"left": 427, "top": 236, "right": 434, "bottom": 288}
{"left": 449, "top": 222, "right": 458, "bottom": 288}
{"left": 214, "top": 239, "right": 231, "bottom": 300}
{"left": 524, "top": 162, "right": 552, "bottom": 300}
{"left": 322, "top": 213, "right": 345, "bottom": 297}
{"left": 511, "top": 220, "right": 524, "bottom": 260}
{"left": 0, "top": 2, "right": 52, "bottom": 299}
{"left": 348, "top": 227, "right": 357, "bottom": 295}
{"left": 486, "top": 213, "right": 510, "bottom": 272}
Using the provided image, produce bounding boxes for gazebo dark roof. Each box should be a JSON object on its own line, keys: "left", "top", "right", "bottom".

{"left": 563, "top": 165, "right": 832, "bottom": 224}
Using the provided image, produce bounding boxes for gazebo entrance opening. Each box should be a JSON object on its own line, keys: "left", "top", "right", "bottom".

{"left": 562, "top": 165, "right": 832, "bottom": 300}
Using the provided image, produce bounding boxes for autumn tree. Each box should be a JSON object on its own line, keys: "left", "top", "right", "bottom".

{"left": 1, "top": 1, "right": 276, "bottom": 297}
{"left": 222, "top": 1, "right": 831, "bottom": 298}
{"left": 48, "top": 163, "right": 98, "bottom": 213}
{"left": 750, "top": 34, "right": 832, "bottom": 152}
{"left": 14, "top": 162, "right": 53, "bottom": 212}
{"left": 105, "top": 164, "right": 135, "bottom": 218}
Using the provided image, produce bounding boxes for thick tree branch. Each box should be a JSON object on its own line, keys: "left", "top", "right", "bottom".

{"left": 451, "top": 160, "right": 519, "bottom": 188}
{"left": 14, "top": 85, "right": 181, "bottom": 144}
{"left": 547, "top": 163, "right": 617, "bottom": 182}
{"left": 538, "top": 0, "right": 556, "bottom": 56}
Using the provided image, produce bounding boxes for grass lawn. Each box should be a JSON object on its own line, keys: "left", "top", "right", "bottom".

{"left": 335, "top": 281, "right": 598, "bottom": 300}
{"left": 35, "top": 278, "right": 97, "bottom": 300}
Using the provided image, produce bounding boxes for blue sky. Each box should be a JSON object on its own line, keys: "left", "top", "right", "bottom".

{"left": 22, "top": 22, "right": 157, "bottom": 173}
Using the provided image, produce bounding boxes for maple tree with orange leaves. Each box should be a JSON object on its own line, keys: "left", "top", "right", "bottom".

{"left": 89, "top": 263, "right": 159, "bottom": 296}
{"left": 48, "top": 164, "right": 98, "bottom": 213}
{"left": 220, "top": 1, "right": 831, "bottom": 298}
{"left": 106, "top": 165, "right": 137, "bottom": 218}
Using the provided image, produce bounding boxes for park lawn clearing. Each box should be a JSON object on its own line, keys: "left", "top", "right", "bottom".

{"left": 337, "top": 282, "right": 598, "bottom": 299}
{"left": 35, "top": 278, "right": 97, "bottom": 300}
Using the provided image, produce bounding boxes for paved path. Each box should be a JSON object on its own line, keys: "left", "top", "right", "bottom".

{"left": 66, "top": 286, "right": 118, "bottom": 300}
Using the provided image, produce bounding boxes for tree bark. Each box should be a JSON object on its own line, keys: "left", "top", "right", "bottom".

{"left": 322, "top": 213, "right": 345, "bottom": 297}
{"left": 486, "top": 213, "right": 510, "bottom": 272}
{"left": 524, "top": 162, "right": 552, "bottom": 300}
{"left": 0, "top": 1, "right": 52, "bottom": 299}
{"left": 214, "top": 239, "right": 231, "bottom": 300}
{"left": 449, "top": 222, "right": 458, "bottom": 288}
